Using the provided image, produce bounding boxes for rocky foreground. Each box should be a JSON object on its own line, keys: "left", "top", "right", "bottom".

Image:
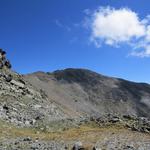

{"left": 0, "top": 120, "right": 150, "bottom": 150}
{"left": 0, "top": 50, "right": 150, "bottom": 149}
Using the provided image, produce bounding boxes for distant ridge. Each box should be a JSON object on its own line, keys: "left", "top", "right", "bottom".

{"left": 25, "top": 68, "right": 150, "bottom": 118}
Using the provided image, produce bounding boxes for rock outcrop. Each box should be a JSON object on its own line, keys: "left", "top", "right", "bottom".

{"left": 0, "top": 49, "right": 68, "bottom": 127}
{"left": 0, "top": 49, "right": 11, "bottom": 69}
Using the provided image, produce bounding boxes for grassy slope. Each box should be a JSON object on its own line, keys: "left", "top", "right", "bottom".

{"left": 0, "top": 120, "right": 150, "bottom": 149}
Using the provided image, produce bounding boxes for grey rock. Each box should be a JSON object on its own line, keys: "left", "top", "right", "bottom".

{"left": 93, "top": 147, "right": 101, "bottom": 150}
{"left": 23, "top": 137, "right": 32, "bottom": 142}
{"left": 72, "top": 141, "right": 85, "bottom": 150}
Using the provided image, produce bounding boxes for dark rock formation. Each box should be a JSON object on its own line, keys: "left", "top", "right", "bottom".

{"left": 0, "top": 49, "right": 11, "bottom": 69}
{"left": 0, "top": 49, "right": 12, "bottom": 82}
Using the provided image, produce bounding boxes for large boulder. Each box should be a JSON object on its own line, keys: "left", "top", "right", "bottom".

{"left": 72, "top": 142, "right": 85, "bottom": 150}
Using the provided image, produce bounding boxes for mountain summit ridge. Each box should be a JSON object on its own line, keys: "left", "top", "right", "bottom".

{"left": 25, "top": 68, "right": 150, "bottom": 118}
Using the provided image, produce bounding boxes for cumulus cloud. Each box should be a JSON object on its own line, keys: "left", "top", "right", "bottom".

{"left": 86, "top": 6, "right": 150, "bottom": 57}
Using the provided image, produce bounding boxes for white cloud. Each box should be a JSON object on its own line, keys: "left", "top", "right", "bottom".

{"left": 54, "top": 19, "right": 71, "bottom": 32}
{"left": 131, "top": 44, "right": 150, "bottom": 57}
{"left": 86, "top": 6, "right": 150, "bottom": 57}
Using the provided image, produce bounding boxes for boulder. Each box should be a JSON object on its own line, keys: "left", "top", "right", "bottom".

{"left": 11, "top": 79, "right": 25, "bottom": 88}
{"left": 5, "top": 74, "right": 12, "bottom": 82}
{"left": 72, "top": 141, "right": 85, "bottom": 150}
{"left": 109, "top": 116, "right": 121, "bottom": 123}
{"left": 5, "top": 60, "right": 11, "bottom": 69}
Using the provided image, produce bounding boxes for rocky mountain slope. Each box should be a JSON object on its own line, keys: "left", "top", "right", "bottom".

{"left": 0, "top": 50, "right": 68, "bottom": 128}
{"left": 25, "top": 68, "right": 150, "bottom": 119}
{"left": 0, "top": 50, "right": 150, "bottom": 149}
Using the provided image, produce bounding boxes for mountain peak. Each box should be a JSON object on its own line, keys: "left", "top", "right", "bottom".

{"left": 52, "top": 68, "right": 106, "bottom": 84}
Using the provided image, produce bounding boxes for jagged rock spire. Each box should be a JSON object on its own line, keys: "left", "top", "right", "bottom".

{"left": 0, "top": 49, "right": 12, "bottom": 69}
{"left": 0, "top": 49, "right": 12, "bottom": 82}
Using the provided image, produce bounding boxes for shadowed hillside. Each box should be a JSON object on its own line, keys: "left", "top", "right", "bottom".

{"left": 25, "top": 68, "right": 150, "bottom": 118}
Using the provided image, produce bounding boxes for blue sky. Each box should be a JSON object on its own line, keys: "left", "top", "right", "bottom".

{"left": 0, "top": 0, "right": 150, "bottom": 83}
